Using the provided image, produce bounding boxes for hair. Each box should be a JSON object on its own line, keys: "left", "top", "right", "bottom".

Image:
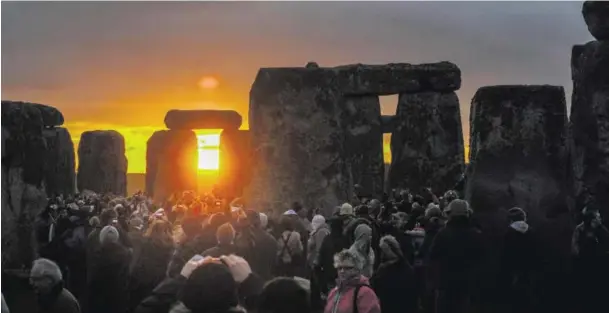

{"left": 180, "top": 262, "right": 238, "bottom": 312}
{"left": 334, "top": 249, "right": 364, "bottom": 271}
{"left": 258, "top": 277, "right": 311, "bottom": 313}
{"left": 31, "top": 258, "right": 62, "bottom": 284}
{"left": 280, "top": 216, "right": 295, "bottom": 232}
{"left": 181, "top": 216, "right": 202, "bottom": 239}
{"left": 216, "top": 223, "right": 236, "bottom": 245}
{"left": 145, "top": 219, "right": 174, "bottom": 245}
{"left": 99, "top": 208, "right": 118, "bottom": 226}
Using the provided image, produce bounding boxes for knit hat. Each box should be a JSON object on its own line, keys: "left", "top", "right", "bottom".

{"left": 508, "top": 207, "right": 527, "bottom": 222}
{"left": 444, "top": 199, "right": 471, "bottom": 217}
{"left": 340, "top": 203, "right": 354, "bottom": 216}
{"left": 180, "top": 263, "right": 238, "bottom": 312}
{"left": 216, "top": 223, "right": 236, "bottom": 245}
{"left": 379, "top": 235, "right": 403, "bottom": 261}
{"left": 99, "top": 225, "right": 119, "bottom": 244}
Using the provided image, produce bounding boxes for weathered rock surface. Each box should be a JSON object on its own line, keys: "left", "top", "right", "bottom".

{"left": 1, "top": 101, "right": 50, "bottom": 269}
{"left": 148, "top": 130, "right": 198, "bottom": 203}
{"left": 334, "top": 62, "right": 461, "bottom": 95}
{"left": 380, "top": 115, "right": 398, "bottom": 134}
{"left": 466, "top": 85, "right": 571, "bottom": 225}
{"left": 344, "top": 96, "right": 385, "bottom": 199}
{"left": 389, "top": 92, "right": 465, "bottom": 195}
{"left": 583, "top": 1, "right": 609, "bottom": 41}
{"left": 164, "top": 109, "right": 242, "bottom": 130}
{"left": 246, "top": 68, "right": 352, "bottom": 214}
{"left": 570, "top": 41, "right": 609, "bottom": 218}
{"left": 42, "top": 128, "right": 75, "bottom": 196}
{"left": 2, "top": 100, "right": 64, "bottom": 127}
{"left": 77, "top": 130, "right": 127, "bottom": 196}
{"left": 218, "top": 130, "right": 252, "bottom": 200}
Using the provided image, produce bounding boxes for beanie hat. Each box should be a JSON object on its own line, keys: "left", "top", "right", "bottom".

{"left": 180, "top": 263, "right": 238, "bottom": 312}
{"left": 216, "top": 223, "right": 236, "bottom": 245}
{"left": 100, "top": 225, "right": 119, "bottom": 244}
{"left": 340, "top": 203, "right": 354, "bottom": 216}
{"left": 89, "top": 216, "right": 101, "bottom": 227}
{"left": 444, "top": 199, "right": 471, "bottom": 217}
{"left": 508, "top": 207, "right": 527, "bottom": 222}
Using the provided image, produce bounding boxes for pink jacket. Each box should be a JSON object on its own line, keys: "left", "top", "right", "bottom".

{"left": 324, "top": 276, "right": 381, "bottom": 313}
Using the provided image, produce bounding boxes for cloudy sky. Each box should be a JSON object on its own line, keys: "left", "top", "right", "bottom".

{"left": 2, "top": 1, "right": 592, "bottom": 173}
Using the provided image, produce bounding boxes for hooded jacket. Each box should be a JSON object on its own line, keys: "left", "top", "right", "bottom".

{"left": 324, "top": 276, "right": 381, "bottom": 313}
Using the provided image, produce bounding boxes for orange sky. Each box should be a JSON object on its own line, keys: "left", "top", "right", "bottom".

{"left": 2, "top": 2, "right": 586, "bottom": 173}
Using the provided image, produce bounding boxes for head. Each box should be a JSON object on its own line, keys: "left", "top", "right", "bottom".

{"left": 352, "top": 224, "right": 372, "bottom": 254}
{"left": 508, "top": 207, "right": 527, "bottom": 223}
{"left": 280, "top": 215, "right": 296, "bottom": 232}
{"left": 292, "top": 202, "right": 307, "bottom": 219}
{"left": 145, "top": 219, "right": 173, "bottom": 241}
{"left": 100, "top": 225, "right": 120, "bottom": 245}
{"left": 246, "top": 210, "right": 261, "bottom": 228}
{"left": 444, "top": 199, "right": 472, "bottom": 220}
{"left": 30, "top": 258, "right": 62, "bottom": 294}
{"left": 582, "top": 206, "right": 602, "bottom": 227}
{"left": 181, "top": 216, "right": 202, "bottom": 239}
{"left": 259, "top": 213, "right": 269, "bottom": 229}
{"left": 311, "top": 215, "right": 326, "bottom": 232}
{"left": 99, "top": 208, "right": 118, "bottom": 226}
{"left": 257, "top": 277, "right": 311, "bottom": 313}
{"left": 379, "top": 235, "right": 403, "bottom": 262}
{"left": 89, "top": 216, "right": 101, "bottom": 228}
{"left": 334, "top": 249, "right": 363, "bottom": 281}
{"left": 216, "top": 223, "right": 236, "bottom": 245}
{"left": 368, "top": 199, "right": 381, "bottom": 216}
{"left": 355, "top": 205, "right": 370, "bottom": 218}
{"left": 208, "top": 212, "right": 230, "bottom": 232}
{"left": 129, "top": 217, "right": 144, "bottom": 232}
{"left": 339, "top": 203, "right": 354, "bottom": 216}
{"left": 179, "top": 262, "right": 239, "bottom": 312}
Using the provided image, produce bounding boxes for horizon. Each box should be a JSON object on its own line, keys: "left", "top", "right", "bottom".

{"left": 1, "top": 1, "right": 592, "bottom": 173}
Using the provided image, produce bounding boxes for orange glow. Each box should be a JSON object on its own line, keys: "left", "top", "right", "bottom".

{"left": 199, "top": 76, "right": 219, "bottom": 90}
{"left": 197, "top": 133, "right": 220, "bottom": 170}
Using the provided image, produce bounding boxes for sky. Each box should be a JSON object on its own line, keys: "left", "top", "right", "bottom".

{"left": 1, "top": 1, "right": 593, "bottom": 173}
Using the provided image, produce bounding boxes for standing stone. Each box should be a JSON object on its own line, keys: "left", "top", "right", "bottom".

{"left": 582, "top": 1, "right": 609, "bottom": 41}
{"left": 146, "top": 130, "right": 168, "bottom": 197}
{"left": 218, "top": 130, "right": 252, "bottom": 200}
{"left": 42, "top": 127, "right": 75, "bottom": 196}
{"left": 150, "top": 130, "right": 198, "bottom": 203}
{"left": 246, "top": 67, "right": 352, "bottom": 214}
{"left": 570, "top": 41, "right": 609, "bottom": 218}
{"left": 1, "top": 102, "right": 49, "bottom": 269}
{"left": 389, "top": 92, "right": 465, "bottom": 195}
{"left": 344, "top": 96, "right": 384, "bottom": 199}
{"left": 466, "top": 86, "right": 570, "bottom": 226}
{"left": 77, "top": 130, "right": 127, "bottom": 196}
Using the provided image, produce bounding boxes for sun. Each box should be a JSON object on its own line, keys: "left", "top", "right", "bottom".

{"left": 198, "top": 76, "right": 219, "bottom": 90}
{"left": 197, "top": 134, "right": 220, "bottom": 170}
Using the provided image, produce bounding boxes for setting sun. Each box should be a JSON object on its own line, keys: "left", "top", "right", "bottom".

{"left": 197, "top": 134, "right": 220, "bottom": 170}
{"left": 199, "top": 76, "right": 220, "bottom": 90}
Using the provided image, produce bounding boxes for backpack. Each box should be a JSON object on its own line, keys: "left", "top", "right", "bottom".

{"left": 277, "top": 232, "right": 296, "bottom": 264}
{"left": 352, "top": 283, "right": 370, "bottom": 313}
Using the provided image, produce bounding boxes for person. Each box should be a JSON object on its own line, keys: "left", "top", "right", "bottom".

{"left": 202, "top": 223, "right": 240, "bottom": 257}
{"left": 135, "top": 255, "right": 264, "bottom": 313}
{"left": 30, "top": 258, "right": 81, "bottom": 313}
{"left": 370, "top": 235, "right": 416, "bottom": 313}
{"left": 257, "top": 277, "right": 311, "bottom": 313}
{"left": 276, "top": 216, "right": 304, "bottom": 277}
{"left": 428, "top": 199, "right": 484, "bottom": 313}
{"left": 87, "top": 226, "right": 132, "bottom": 313}
{"left": 243, "top": 210, "right": 278, "bottom": 281}
{"left": 324, "top": 249, "right": 381, "bottom": 313}
{"left": 316, "top": 216, "right": 349, "bottom": 299}
{"left": 167, "top": 216, "right": 205, "bottom": 278}
{"left": 349, "top": 224, "right": 375, "bottom": 278}
{"left": 129, "top": 219, "right": 175, "bottom": 312}
{"left": 307, "top": 215, "right": 330, "bottom": 269}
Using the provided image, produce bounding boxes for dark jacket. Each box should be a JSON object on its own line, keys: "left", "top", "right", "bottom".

{"left": 35, "top": 283, "right": 81, "bottom": 313}
{"left": 247, "top": 228, "right": 279, "bottom": 281}
{"left": 129, "top": 238, "right": 175, "bottom": 312}
{"left": 370, "top": 259, "right": 417, "bottom": 313}
{"left": 87, "top": 242, "right": 132, "bottom": 313}
{"left": 167, "top": 237, "right": 206, "bottom": 278}
{"left": 134, "top": 273, "right": 264, "bottom": 313}
{"left": 202, "top": 244, "right": 239, "bottom": 258}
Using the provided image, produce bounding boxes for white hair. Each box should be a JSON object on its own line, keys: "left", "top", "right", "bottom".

{"left": 31, "top": 258, "right": 62, "bottom": 284}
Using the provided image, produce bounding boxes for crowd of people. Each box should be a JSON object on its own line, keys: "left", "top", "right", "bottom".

{"left": 1, "top": 186, "right": 608, "bottom": 313}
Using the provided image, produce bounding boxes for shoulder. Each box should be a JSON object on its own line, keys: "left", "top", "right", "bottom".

{"left": 56, "top": 289, "right": 80, "bottom": 312}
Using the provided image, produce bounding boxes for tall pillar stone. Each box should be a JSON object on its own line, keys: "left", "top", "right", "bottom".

{"left": 344, "top": 96, "right": 384, "bottom": 199}
{"left": 42, "top": 127, "right": 75, "bottom": 196}
{"left": 218, "top": 129, "right": 252, "bottom": 200}
{"left": 389, "top": 92, "right": 465, "bottom": 195}
{"left": 149, "top": 130, "right": 198, "bottom": 203}
{"left": 246, "top": 68, "right": 351, "bottom": 214}
{"left": 77, "top": 130, "right": 127, "bottom": 196}
{"left": 466, "top": 86, "right": 571, "bottom": 229}
{"left": 570, "top": 2, "right": 609, "bottom": 220}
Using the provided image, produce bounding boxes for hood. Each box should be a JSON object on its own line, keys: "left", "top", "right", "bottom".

{"left": 509, "top": 221, "right": 529, "bottom": 233}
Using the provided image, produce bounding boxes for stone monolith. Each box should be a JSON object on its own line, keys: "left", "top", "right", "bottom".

{"left": 77, "top": 130, "right": 127, "bottom": 195}
{"left": 42, "top": 127, "right": 75, "bottom": 196}
{"left": 218, "top": 129, "right": 252, "bottom": 200}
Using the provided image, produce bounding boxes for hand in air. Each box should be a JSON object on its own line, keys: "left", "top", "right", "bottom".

{"left": 220, "top": 254, "right": 252, "bottom": 283}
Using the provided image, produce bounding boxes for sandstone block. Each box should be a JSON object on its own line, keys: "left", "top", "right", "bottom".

{"left": 42, "top": 127, "right": 75, "bottom": 196}
{"left": 218, "top": 129, "right": 252, "bottom": 200}
{"left": 164, "top": 109, "right": 242, "bottom": 130}
{"left": 343, "top": 96, "right": 384, "bottom": 199}
{"left": 2, "top": 101, "right": 64, "bottom": 127}
{"left": 77, "top": 130, "right": 127, "bottom": 196}
{"left": 583, "top": 1, "right": 609, "bottom": 41}
{"left": 389, "top": 92, "right": 465, "bottom": 195}
{"left": 466, "top": 85, "right": 570, "bottom": 226}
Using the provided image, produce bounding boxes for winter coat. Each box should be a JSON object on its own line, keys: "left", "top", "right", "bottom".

{"left": 308, "top": 223, "right": 330, "bottom": 267}
{"left": 87, "top": 242, "right": 131, "bottom": 313}
{"left": 35, "top": 283, "right": 80, "bottom": 313}
{"left": 129, "top": 238, "right": 175, "bottom": 312}
{"left": 247, "top": 228, "right": 279, "bottom": 281}
{"left": 134, "top": 273, "right": 264, "bottom": 313}
{"left": 324, "top": 276, "right": 381, "bottom": 313}
{"left": 167, "top": 237, "right": 207, "bottom": 278}
{"left": 370, "top": 260, "right": 416, "bottom": 313}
